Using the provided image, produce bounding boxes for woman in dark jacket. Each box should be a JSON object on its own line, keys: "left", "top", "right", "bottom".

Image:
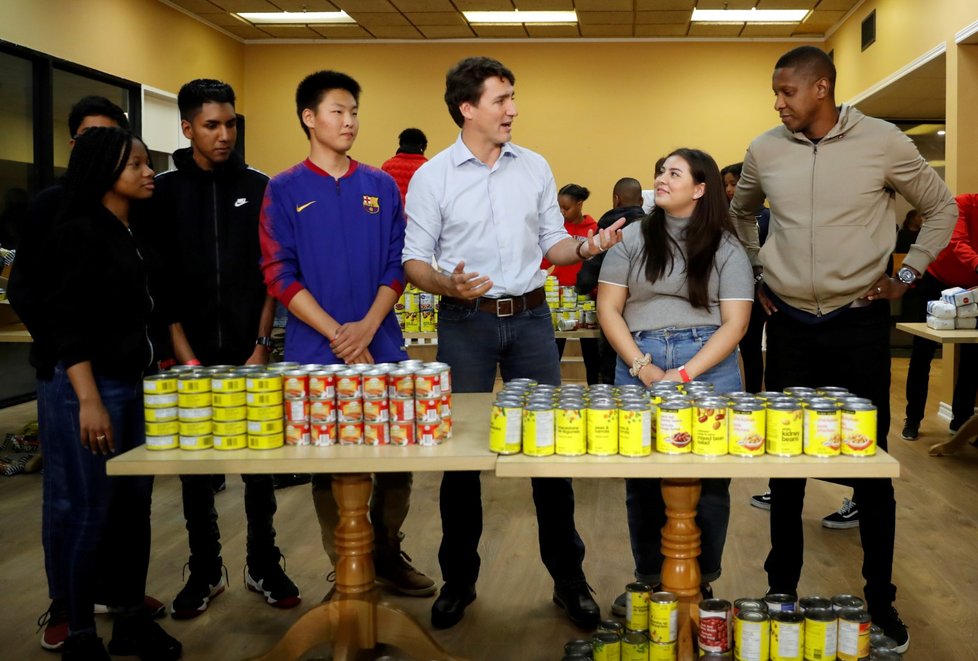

{"left": 43, "top": 127, "right": 181, "bottom": 661}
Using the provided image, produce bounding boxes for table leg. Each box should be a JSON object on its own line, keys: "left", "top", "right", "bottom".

{"left": 252, "top": 474, "right": 463, "bottom": 661}
{"left": 659, "top": 478, "right": 702, "bottom": 661}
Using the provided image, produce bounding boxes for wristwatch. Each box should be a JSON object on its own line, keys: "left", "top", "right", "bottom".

{"left": 896, "top": 267, "right": 918, "bottom": 286}
{"left": 256, "top": 336, "right": 273, "bottom": 348}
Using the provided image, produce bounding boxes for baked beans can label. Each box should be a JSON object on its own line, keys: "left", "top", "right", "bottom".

{"left": 144, "top": 406, "right": 178, "bottom": 423}
{"left": 698, "top": 599, "right": 732, "bottom": 653}
{"left": 283, "top": 371, "right": 309, "bottom": 400}
{"left": 362, "top": 370, "right": 388, "bottom": 400}
{"left": 734, "top": 609, "right": 770, "bottom": 661}
{"left": 247, "top": 390, "right": 283, "bottom": 407}
{"left": 416, "top": 397, "right": 441, "bottom": 424}
{"left": 414, "top": 368, "right": 441, "bottom": 398}
{"left": 389, "top": 421, "right": 415, "bottom": 446}
{"left": 312, "top": 422, "right": 337, "bottom": 446}
{"left": 489, "top": 403, "right": 522, "bottom": 454}
{"left": 177, "top": 374, "right": 211, "bottom": 393}
{"left": 338, "top": 397, "right": 366, "bottom": 422}
{"left": 521, "top": 405, "right": 555, "bottom": 456}
{"left": 729, "top": 402, "right": 766, "bottom": 457}
{"left": 693, "top": 400, "right": 728, "bottom": 456}
{"left": 649, "top": 591, "right": 678, "bottom": 643}
{"left": 766, "top": 403, "right": 803, "bottom": 456}
{"left": 619, "top": 404, "right": 651, "bottom": 457}
{"left": 213, "top": 434, "right": 247, "bottom": 450}
{"left": 310, "top": 399, "right": 337, "bottom": 424}
{"left": 363, "top": 398, "right": 389, "bottom": 423}
{"left": 625, "top": 582, "right": 651, "bottom": 632}
{"left": 648, "top": 640, "right": 676, "bottom": 661}
{"left": 417, "top": 422, "right": 440, "bottom": 446}
{"left": 841, "top": 404, "right": 877, "bottom": 456}
{"left": 770, "top": 611, "right": 805, "bottom": 661}
{"left": 143, "top": 374, "right": 177, "bottom": 394}
{"left": 212, "top": 420, "right": 246, "bottom": 436}
{"left": 248, "top": 418, "right": 283, "bottom": 435}
{"left": 212, "top": 391, "right": 247, "bottom": 407}
{"left": 335, "top": 370, "right": 362, "bottom": 398}
{"left": 555, "top": 404, "right": 586, "bottom": 456}
{"left": 247, "top": 404, "right": 283, "bottom": 422}
{"left": 587, "top": 403, "right": 619, "bottom": 455}
{"left": 308, "top": 371, "right": 336, "bottom": 400}
{"left": 621, "top": 631, "right": 649, "bottom": 661}
{"left": 439, "top": 392, "right": 453, "bottom": 418}
{"left": 145, "top": 434, "right": 178, "bottom": 451}
{"left": 804, "top": 404, "right": 842, "bottom": 456}
{"left": 146, "top": 420, "right": 179, "bottom": 437}
{"left": 211, "top": 374, "right": 245, "bottom": 393}
{"left": 389, "top": 396, "right": 415, "bottom": 423}
{"left": 179, "top": 434, "right": 213, "bottom": 450}
{"left": 285, "top": 421, "right": 311, "bottom": 446}
{"left": 284, "top": 399, "right": 310, "bottom": 423}
{"left": 656, "top": 401, "right": 693, "bottom": 454}
{"left": 178, "top": 392, "right": 212, "bottom": 409}
{"left": 246, "top": 374, "right": 282, "bottom": 393}
{"left": 248, "top": 433, "right": 284, "bottom": 450}
{"left": 338, "top": 421, "right": 363, "bottom": 445}
{"left": 364, "top": 421, "right": 390, "bottom": 446}
{"left": 803, "top": 609, "right": 837, "bottom": 660}
{"left": 388, "top": 369, "right": 415, "bottom": 398}
{"left": 425, "top": 361, "right": 452, "bottom": 393}
{"left": 144, "top": 393, "right": 178, "bottom": 408}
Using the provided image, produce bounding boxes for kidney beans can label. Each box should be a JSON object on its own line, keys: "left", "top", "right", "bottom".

{"left": 693, "top": 401, "right": 728, "bottom": 456}
{"left": 389, "top": 421, "right": 415, "bottom": 446}
{"left": 766, "top": 403, "right": 803, "bottom": 456}
{"left": 310, "top": 399, "right": 336, "bottom": 424}
{"left": 555, "top": 404, "right": 586, "bottom": 456}
{"left": 841, "top": 404, "right": 877, "bottom": 457}
{"left": 698, "top": 599, "right": 732, "bottom": 653}
{"left": 804, "top": 404, "right": 841, "bottom": 456}
{"left": 656, "top": 402, "right": 692, "bottom": 454}
{"left": 312, "top": 422, "right": 337, "bottom": 446}
{"left": 729, "top": 402, "right": 766, "bottom": 457}
{"left": 619, "top": 405, "right": 651, "bottom": 457}
{"left": 587, "top": 404, "right": 619, "bottom": 455}
{"left": 489, "top": 403, "right": 522, "bottom": 454}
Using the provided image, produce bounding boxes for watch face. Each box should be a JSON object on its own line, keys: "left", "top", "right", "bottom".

{"left": 898, "top": 268, "right": 915, "bottom": 284}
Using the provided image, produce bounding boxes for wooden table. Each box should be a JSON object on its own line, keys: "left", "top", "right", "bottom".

{"left": 896, "top": 322, "right": 978, "bottom": 455}
{"left": 497, "top": 451, "right": 899, "bottom": 660}
{"left": 0, "top": 300, "right": 31, "bottom": 343}
{"left": 108, "top": 392, "right": 497, "bottom": 661}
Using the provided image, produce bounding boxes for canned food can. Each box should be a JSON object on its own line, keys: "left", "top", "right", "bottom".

{"left": 266, "top": 361, "right": 300, "bottom": 372}
{"left": 693, "top": 398, "right": 728, "bottom": 456}
{"left": 784, "top": 386, "right": 816, "bottom": 398}
{"left": 283, "top": 371, "right": 309, "bottom": 400}
{"left": 522, "top": 403, "right": 554, "bottom": 456}
{"left": 439, "top": 392, "right": 453, "bottom": 418}
{"left": 212, "top": 420, "right": 247, "bottom": 436}
{"left": 420, "top": 309, "right": 436, "bottom": 332}
{"left": 649, "top": 639, "right": 677, "bottom": 661}
{"left": 179, "top": 434, "right": 213, "bottom": 451}
{"left": 734, "top": 609, "right": 769, "bottom": 661}
{"left": 798, "top": 596, "right": 832, "bottom": 613}
{"left": 425, "top": 361, "right": 452, "bottom": 393}
{"left": 177, "top": 374, "right": 211, "bottom": 393}
{"left": 211, "top": 374, "right": 245, "bottom": 393}
{"left": 310, "top": 399, "right": 337, "bottom": 424}
{"left": 555, "top": 402, "right": 586, "bottom": 456}
{"left": 144, "top": 406, "right": 178, "bottom": 423}
{"left": 248, "top": 433, "right": 284, "bottom": 450}
{"left": 656, "top": 399, "right": 693, "bottom": 454}
{"left": 770, "top": 610, "right": 805, "bottom": 661}
{"left": 489, "top": 401, "right": 522, "bottom": 454}
{"left": 831, "top": 595, "right": 865, "bottom": 613}
{"left": 362, "top": 369, "right": 388, "bottom": 400}
{"left": 246, "top": 374, "right": 282, "bottom": 393}
{"left": 178, "top": 420, "right": 213, "bottom": 437}
{"left": 764, "top": 594, "right": 797, "bottom": 613}
{"left": 817, "top": 386, "right": 850, "bottom": 398}
{"left": 416, "top": 397, "right": 441, "bottom": 425}
{"left": 625, "top": 582, "right": 651, "bottom": 632}
{"left": 388, "top": 368, "right": 415, "bottom": 398}
{"left": 804, "top": 402, "right": 841, "bottom": 456}
{"left": 619, "top": 403, "right": 652, "bottom": 457}
{"left": 332, "top": 370, "right": 360, "bottom": 398}
{"left": 312, "top": 422, "right": 337, "bottom": 446}
{"left": 247, "top": 405, "right": 283, "bottom": 422}
{"left": 308, "top": 371, "right": 337, "bottom": 400}
{"left": 389, "top": 421, "right": 415, "bottom": 446}
{"left": 414, "top": 368, "right": 441, "bottom": 399}
{"left": 438, "top": 415, "right": 452, "bottom": 440}
{"left": 563, "top": 640, "right": 592, "bottom": 658}
{"left": 592, "top": 632, "right": 621, "bottom": 661}
{"left": 247, "top": 390, "right": 283, "bottom": 407}
{"left": 766, "top": 400, "right": 803, "bottom": 456}
{"left": 728, "top": 399, "right": 765, "bottom": 456}
{"left": 337, "top": 396, "right": 363, "bottom": 422}
{"left": 621, "top": 630, "right": 649, "bottom": 661}
{"left": 837, "top": 608, "right": 871, "bottom": 661}
{"left": 733, "top": 598, "right": 767, "bottom": 616}
{"left": 841, "top": 403, "right": 877, "bottom": 456}
{"left": 285, "top": 421, "right": 311, "bottom": 446}
{"left": 284, "top": 398, "right": 310, "bottom": 423}
{"left": 143, "top": 374, "right": 177, "bottom": 394}
{"left": 363, "top": 398, "right": 389, "bottom": 423}
{"left": 389, "top": 396, "right": 415, "bottom": 423}
{"left": 698, "top": 599, "right": 732, "bottom": 654}
{"left": 598, "top": 619, "right": 623, "bottom": 637}
{"left": 247, "top": 418, "right": 283, "bottom": 435}
{"left": 178, "top": 392, "right": 212, "bottom": 409}
{"left": 145, "top": 434, "right": 178, "bottom": 451}
{"left": 212, "top": 391, "right": 247, "bottom": 407}
{"left": 214, "top": 434, "right": 247, "bottom": 450}
{"left": 166, "top": 365, "right": 197, "bottom": 373}
{"left": 803, "top": 608, "right": 838, "bottom": 661}
{"left": 649, "top": 591, "right": 678, "bottom": 643}
{"left": 177, "top": 406, "right": 210, "bottom": 423}
{"left": 338, "top": 421, "right": 363, "bottom": 445}
{"left": 364, "top": 421, "right": 390, "bottom": 446}
{"left": 144, "top": 393, "right": 178, "bottom": 409}
{"left": 417, "top": 422, "right": 440, "bottom": 446}
{"left": 587, "top": 401, "right": 619, "bottom": 455}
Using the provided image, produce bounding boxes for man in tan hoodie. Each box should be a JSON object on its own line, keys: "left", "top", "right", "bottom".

{"left": 729, "top": 45, "right": 956, "bottom": 655}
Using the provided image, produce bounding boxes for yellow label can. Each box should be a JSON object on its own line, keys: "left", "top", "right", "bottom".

{"left": 248, "top": 433, "right": 284, "bottom": 450}
{"left": 521, "top": 403, "right": 554, "bottom": 457}
{"left": 144, "top": 406, "right": 178, "bottom": 423}
{"left": 836, "top": 608, "right": 871, "bottom": 661}
{"left": 178, "top": 406, "right": 212, "bottom": 422}
{"left": 803, "top": 609, "right": 837, "bottom": 661}
{"left": 246, "top": 374, "right": 282, "bottom": 393}
{"left": 143, "top": 374, "right": 177, "bottom": 394}
{"left": 145, "top": 435, "right": 178, "bottom": 451}
{"left": 213, "top": 420, "right": 247, "bottom": 436}
{"left": 247, "top": 390, "right": 283, "bottom": 406}
{"left": 177, "top": 374, "right": 211, "bottom": 393}
{"left": 734, "top": 609, "right": 770, "bottom": 661}
{"left": 766, "top": 401, "right": 803, "bottom": 456}
{"left": 212, "top": 391, "right": 247, "bottom": 407}
{"left": 592, "top": 633, "right": 621, "bottom": 661}
{"left": 247, "top": 404, "right": 284, "bottom": 422}
{"left": 143, "top": 393, "right": 178, "bottom": 409}
{"left": 555, "top": 402, "right": 586, "bottom": 456}
{"left": 621, "top": 631, "right": 649, "bottom": 661}
{"left": 693, "top": 398, "right": 728, "bottom": 456}
{"left": 619, "top": 403, "right": 651, "bottom": 457}
{"left": 212, "top": 405, "right": 247, "bottom": 422}
{"left": 248, "top": 418, "right": 284, "bottom": 435}
{"left": 211, "top": 374, "right": 246, "bottom": 393}
{"left": 145, "top": 420, "right": 179, "bottom": 436}
{"left": 804, "top": 403, "right": 841, "bottom": 456}
{"left": 841, "top": 403, "right": 877, "bottom": 457}
{"left": 649, "top": 639, "right": 677, "bottom": 661}
{"left": 729, "top": 400, "right": 766, "bottom": 457}
{"left": 489, "top": 401, "right": 523, "bottom": 454}
{"left": 649, "top": 591, "right": 678, "bottom": 643}
{"left": 178, "top": 392, "right": 212, "bottom": 409}
{"left": 179, "top": 434, "right": 213, "bottom": 451}
{"left": 586, "top": 402, "right": 619, "bottom": 456}
{"left": 625, "top": 582, "right": 651, "bottom": 631}
{"left": 179, "top": 420, "right": 213, "bottom": 437}
{"left": 213, "top": 434, "right": 247, "bottom": 450}
{"left": 655, "top": 399, "right": 692, "bottom": 454}
{"left": 770, "top": 610, "right": 805, "bottom": 661}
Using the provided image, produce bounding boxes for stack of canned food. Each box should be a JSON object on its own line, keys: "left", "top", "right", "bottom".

{"left": 545, "top": 274, "right": 598, "bottom": 331}
{"left": 395, "top": 283, "right": 440, "bottom": 333}
{"left": 489, "top": 381, "right": 878, "bottom": 459}
{"left": 143, "top": 360, "right": 453, "bottom": 451}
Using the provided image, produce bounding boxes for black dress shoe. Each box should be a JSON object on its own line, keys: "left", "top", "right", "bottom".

{"left": 431, "top": 584, "right": 476, "bottom": 629}
{"left": 553, "top": 582, "right": 600, "bottom": 629}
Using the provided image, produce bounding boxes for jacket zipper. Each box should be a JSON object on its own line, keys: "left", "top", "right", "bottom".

{"left": 810, "top": 143, "right": 821, "bottom": 316}
{"left": 212, "top": 180, "right": 224, "bottom": 350}
{"left": 127, "top": 226, "right": 155, "bottom": 368}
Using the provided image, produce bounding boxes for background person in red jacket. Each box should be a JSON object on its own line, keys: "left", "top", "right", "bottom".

{"left": 902, "top": 193, "right": 978, "bottom": 439}
{"left": 381, "top": 128, "right": 428, "bottom": 202}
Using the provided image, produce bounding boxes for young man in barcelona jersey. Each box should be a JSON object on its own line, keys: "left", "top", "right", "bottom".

{"left": 259, "top": 70, "right": 435, "bottom": 600}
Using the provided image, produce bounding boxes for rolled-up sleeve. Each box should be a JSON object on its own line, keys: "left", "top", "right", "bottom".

{"left": 259, "top": 181, "right": 305, "bottom": 307}
{"left": 538, "top": 166, "right": 568, "bottom": 256}
{"left": 403, "top": 165, "right": 441, "bottom": 265}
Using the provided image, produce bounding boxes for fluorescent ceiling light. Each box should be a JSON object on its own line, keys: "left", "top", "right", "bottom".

{"left": 235, "top": 11, "right": 355, "bottom": 25}
{"left": 464, "top": 10, "right": 578, "bottom": 25}
{"left": 937, "top": 130, "right": 947, "bottom": 136}
{"left": 691, "top": 8, "right": 809, "bottom": 23}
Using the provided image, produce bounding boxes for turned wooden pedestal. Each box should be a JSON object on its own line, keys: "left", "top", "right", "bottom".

{"left": 659, "top": 478, "right": 702, "bottom": 660}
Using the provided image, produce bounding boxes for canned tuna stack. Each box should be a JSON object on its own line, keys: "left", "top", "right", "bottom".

{"left": 176, "top": 372, "right": 214, "bottom": 450}
{"left": 211, "top": 370, "right": 248, "bottom": 450}
{"left": 143, "top": 374, "right": 179, "bottom": 450}
{"left": 246, "top": 372, "right": 284, "bottom": 450}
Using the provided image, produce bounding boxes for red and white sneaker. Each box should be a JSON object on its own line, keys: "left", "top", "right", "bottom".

{"left": 37, "top": 601, "right": 69, "bottom": 651}
{"left": 93, "top": 595, "right": 167, "bottom": 619}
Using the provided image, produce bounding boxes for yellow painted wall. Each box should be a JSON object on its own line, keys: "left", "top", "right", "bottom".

{"left": 0, "top": 0, "right": 244, "bottom": 102}
{"left": 244, "top": 41, "right": 803, "bottom": 205}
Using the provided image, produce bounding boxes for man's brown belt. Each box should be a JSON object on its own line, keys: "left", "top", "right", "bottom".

{"left": 441, "top": 286, "right": 546, "bottom": 317}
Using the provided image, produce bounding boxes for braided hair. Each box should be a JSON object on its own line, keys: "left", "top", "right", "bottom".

{"left": 58, "top": 126, "right": 137, "bottom": 223}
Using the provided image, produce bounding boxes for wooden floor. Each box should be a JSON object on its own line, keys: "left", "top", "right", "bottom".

{"left": 1, "top": 357, "right": 977, "bottom": 660}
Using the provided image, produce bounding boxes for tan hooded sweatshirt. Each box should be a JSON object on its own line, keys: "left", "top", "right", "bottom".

{"left": 730, "top": 104, "right": 956, "bottom": 316}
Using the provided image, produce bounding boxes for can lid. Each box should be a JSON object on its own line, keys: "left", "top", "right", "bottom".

{"left": 803, "top": 607, "right": 838, "bottom": 622}
{"left": 730, "top": 399, "right": 764, "bottom": 412}
{"left": 842, "top": 401, "right": 877, "bottom": 412}
{"left": 622, "top": 630, "right": 649, "bottom": 643}
{"left": 771, "top": 609, "right": 806, "bottom": 623}
{"left": 626, "top": 582, "right": 652, "bottom": 592}
{"left": 768, "top": 399, "right": 802, "bottom": 411}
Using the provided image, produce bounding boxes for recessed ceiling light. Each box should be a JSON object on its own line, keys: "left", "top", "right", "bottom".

{"left": 463, "top": 10, "right": 578, "bottom": 25}
{"left": 691, "top": 8, "right": 810, "bottom": 24}
{"left": 235, "top": 11, "right": 356, "bottom": 25}
{"left": 937, "top": 130, "right": 947, "bottom": 136}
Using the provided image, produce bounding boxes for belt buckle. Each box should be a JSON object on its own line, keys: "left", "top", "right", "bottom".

{"left": 495, "top": 298, "right": 515, "bottom": 317}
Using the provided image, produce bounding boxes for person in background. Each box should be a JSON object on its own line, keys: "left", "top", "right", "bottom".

{"left": 150, "top": 79, "right": 300, "bottom": 619}
{"left": 895, "top": 209, "right": 923, "bottom": 253}
{"left": 640, "top": 156, "right": 667, "bottom": 214}
{"left": 902, "top": 194, "right": 978, "bottom": 440}
{"left": 598, "top": 148, "right": 752, "bottom": 616}
{"left": 404, "top": 56, "right": 624, "bottom": 631}
{"left": 542, "top": 183, "right": 600, "bottom": 384}
{"left": 577, "top": 177, "right": 647, "bottom": 384}
{"left": 43, "top": 126, "right": 181, "bottom": 661}
{"left": 260, "top": 70, "right": 435, "bottom": 602}
{"left": 8, "top": 96, "right": 168, "bottom": 653}
{"left": 729, "top": 46, "right": 957, "bottom": 654}
{"left": 382, "top": 127, "right": 428, "bottom": 202}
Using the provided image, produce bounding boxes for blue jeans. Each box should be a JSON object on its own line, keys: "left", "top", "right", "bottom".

{"left": 41, "top": 364, "right": 153, "bottom": 633}
{"left": 436, "top": 299, "right": 587, "bottom": 589}
{"left": 615, "top": 326, "right": 741, "bottom": 585}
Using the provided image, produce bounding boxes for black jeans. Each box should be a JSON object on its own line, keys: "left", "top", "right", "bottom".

{"left": 905, "top": 272, "right": 978, "bottom": 427}
{"left": 180, "top": 473, "right": 281, "bottom": 573}
{"left": 763, "top": 301, "right": 897, "bottom": 613}
{"left": 436, "top": 300, "right": 587, "bottom": 589}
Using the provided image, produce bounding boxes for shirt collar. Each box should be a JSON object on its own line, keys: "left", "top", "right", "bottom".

{"left": 450, "top": 133, "right": 517, "bottom": 167}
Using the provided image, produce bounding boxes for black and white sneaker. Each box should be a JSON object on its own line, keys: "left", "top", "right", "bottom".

{"left": 750, "top": 491, "right": 772, "bottom": 511}
{"left": 873, "top": 606, "right": 910, "bottom": 654}
{"left": 821, "top": 498, "right": 859, "bottom": 529}
{"left": 171, "top": 566, "right": 227, "bottom": 620}
{"left": 246, "top": 559, "right": 301, "bottom": 609}
{"left": 901, "top": 419, "right": 920, "bottom": 440}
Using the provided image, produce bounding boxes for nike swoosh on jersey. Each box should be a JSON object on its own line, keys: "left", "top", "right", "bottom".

{"left": 296, "top": 201, "right": 317, "bottom": 213}
{"left": 234, "top": 198, "right": 248, "bottom": 207}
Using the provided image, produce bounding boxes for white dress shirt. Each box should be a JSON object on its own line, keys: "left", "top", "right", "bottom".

{"left": 402, "top": 134, "right": 567, "bottom": 297}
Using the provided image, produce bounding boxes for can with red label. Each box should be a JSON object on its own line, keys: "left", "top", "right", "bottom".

{"left": 337, "top": 396, "right": 363, "bottom": 422}
{"left": 414, "top": 368, "right": 441, "bottom": 399}
{"left": 439, "top": 415, "right": 452, "bottom": 440}
{"left": 418, "top": 422, "right": 440, "bottom": 446}
{"left": 416, "top": 397, "right": 441, "bottom": 424}
{"left": 439, "top": 392, "right": 453, "bottom": 418}
{"left": 338, "top": 421, "right": 363, "bottom": 445}
{"left": 310, "top": 399, "right": 336, "bottom": 424}
{"left": 283, "top": 370, "right": 309, "bottom": 400}
{"left": 698, "top": 599, "right": 732, "bottom": 654}
{"left": 389, "top": 421, "right": 415, "bottom": 446}
{"left": 285, "top": 421, "right": 311, "bottom": 446}
{"left": 362, "top": 369, "right": 388, "bottom": 400}
{"left": 389, "top": 396, "right": 415, "bottom": 423}
{"left": 308, "top": 371, "right": 336, "bottom": 400}
{"left": 388, "top": 368, "right": 415, "bottom": 399}
{"left": 363, "top": 398, "right": 389, "bottom": 423}
{"left": 312, "top": 422, "right": 336, "bottom": 446}
{"left": 335, "top": 370, "right": 362, "bottom": 399}
{"left": 284, "top": 398, "right": 310, "bottom": 423}
{"left": 364, "top": 421, "right": 390, "bottom": 446}
{"left": 425, "top": 361, "right": 452, "bottom": 393}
